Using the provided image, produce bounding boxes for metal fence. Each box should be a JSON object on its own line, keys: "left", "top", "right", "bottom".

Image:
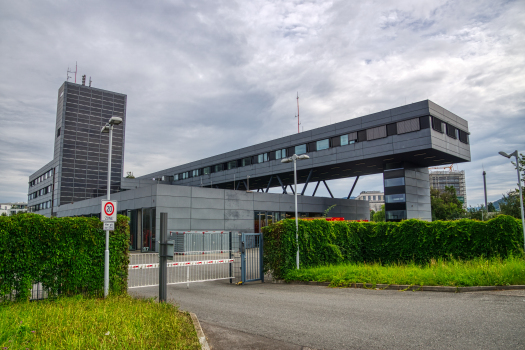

{"left": 2, "top": 282, "right": 51, "bottom": 302}
{"left": 128, "top": 231, "right": 238, "bottom": 288}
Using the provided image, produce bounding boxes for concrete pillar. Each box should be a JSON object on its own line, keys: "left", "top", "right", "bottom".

{"left": 383, "top": 163, "right": 431, "bottom": 222}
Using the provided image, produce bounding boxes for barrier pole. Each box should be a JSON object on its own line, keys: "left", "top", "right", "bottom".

{"left": 159, "top": 213, "right": 168, "bottom": 302}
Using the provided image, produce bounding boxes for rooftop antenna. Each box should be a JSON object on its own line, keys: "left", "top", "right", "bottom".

{"left": 89, "top": 76, "right": 92, "bottom": 87}
{"left": 294, "top": 92, "right": 300, "bottom": 133}
{"left": 67, "top": 62, "right": 77, "bottom": 83}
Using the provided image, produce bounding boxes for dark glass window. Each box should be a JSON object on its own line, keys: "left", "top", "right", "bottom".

{"left": 458, "top": 130, "right": 469, "bottom": 144}
{"left": 386, "top": 123, "right": 397, "bottom": 136}
{"left": 203, "top": 167, "right": 210, "bottom": 175}
{"left": 56, "top": 127, "right": 61, "bottom": 137}
{"left": 227, "top": 161, "right": 237, "bottom": 170}
{"left": 386, "top": 210, "right": 406, "bottom": 221}
{"left": 384, "top": 177, "right": 405, "bottom": 187}
{"left": 275, "top": 149, "right": 287, "bottom": 159}
{"left": 295, "top": 144, "right": 307, "bottom": 155}
{"left": 385, "top": 194, "right": 406, "bottom": 203}
{"left": 317, "top": 139, "right": 330, "bottom": 151}
{"left": 446, "top": 124, "right": 457, "bottom": 139}
{"left": 357, "top": 130, "right": 367, "bottom": 142}
{"left": 432, "top": 117, "right": 444, "bottom": 133}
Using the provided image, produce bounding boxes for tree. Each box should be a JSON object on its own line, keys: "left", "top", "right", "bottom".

{"left": 430, "top": 186, "right": 465, "bottom": 221}
{"left": 487, "top": 202, "right": 496, "bottom": 213}
{"left": 372, "top": 205, "right": 385, "bottom": 222}
{"left": 499, "top": 190, "right": 524, "bottom": 219}
{"left": 125, "top": 171, "right": 135, "bottom": 179}
{"left": 467, "top": 205, "right": 487, "bottom": 221}
{"left": 1, "top": 212, "right": 6, "bottom": 216}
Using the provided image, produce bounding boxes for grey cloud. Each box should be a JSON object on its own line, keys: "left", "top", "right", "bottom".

{"left": 0, "top": 0, "right": 524, "bottom": 207}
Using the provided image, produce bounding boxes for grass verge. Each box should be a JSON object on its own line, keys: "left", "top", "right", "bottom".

{"left": 284, "top": 255, "right": 525, "bottom": 287}
{"left": 0, "top": 294, "right": 200, "bottom": 349}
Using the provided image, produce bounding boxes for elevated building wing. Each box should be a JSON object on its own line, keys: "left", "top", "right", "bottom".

{"left": 141, "top": 100, "right": 470, "bottom": 221}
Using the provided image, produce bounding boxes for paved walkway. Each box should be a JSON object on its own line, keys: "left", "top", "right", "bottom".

{"left": 130, "top": 281, "right": 525, "bottom": 349}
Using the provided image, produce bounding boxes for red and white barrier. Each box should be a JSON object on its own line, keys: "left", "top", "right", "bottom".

{"left": 128, "top": 259, "right": 234, "bottom": 270}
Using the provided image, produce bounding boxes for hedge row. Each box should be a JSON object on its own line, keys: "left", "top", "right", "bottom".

{"left": 262, "top": 215, "right": 524, "bottom": 279}
{"left": 0, "top": 213, "right": 130, "bottom": 301}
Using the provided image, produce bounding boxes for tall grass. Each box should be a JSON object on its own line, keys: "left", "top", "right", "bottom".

{"left": 0, "top": 294, "right": 200, "bottom": 349}
{"left": 284, "top": 255, "right": 525, "bottom": 287}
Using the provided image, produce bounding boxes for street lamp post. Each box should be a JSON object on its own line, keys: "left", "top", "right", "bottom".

{"left": 101, "top": 116, "right": 122, "bottom": 297}
{"left": 499, "top": 150, "right": 525, "bottom": 251}
{"left": 281, "top": 153, "right": 310, "bottom": 269}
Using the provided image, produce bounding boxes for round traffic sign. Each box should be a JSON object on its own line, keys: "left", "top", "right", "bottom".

{"left": 104, "top": 202, "right": 114, "bottom": 216}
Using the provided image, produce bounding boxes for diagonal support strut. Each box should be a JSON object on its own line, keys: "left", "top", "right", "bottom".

{"left": 347, "top": 176, "right": 360, "bottom": 199}
{"left": 301, "top": 169, "right": 313, "bottom": 195}
{"left": 323, "top": 180, "right": 334, "bottom": 198}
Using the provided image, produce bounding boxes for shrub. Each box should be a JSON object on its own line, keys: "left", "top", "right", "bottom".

{"left": 0, "top": 213, "right": 129, "bottom": 301}
{"left": 262, "top": 215, "right": 524, "bottom": 279}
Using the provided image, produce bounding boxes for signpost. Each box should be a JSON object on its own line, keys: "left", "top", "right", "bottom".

{"left": 101, "top": 200, "right": 117, "bottom": 297}
{"left": 101, "top": 200, "right": 117, "bottom": 222}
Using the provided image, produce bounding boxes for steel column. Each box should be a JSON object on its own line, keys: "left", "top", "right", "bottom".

{"left": 323, "top": 181, "right": 334, "bottom": 198}
{"left": 265, "top": 175, "right": 273, "bottom": 193}
{"left": 301, "top": 169, "right": 313, "bottom": 195}
{"left": 276, "top": 175, "right": 287, "bottom": 194}
{"left": 312, "top": 181, "right": 320, "bottom": 197}
{"left": 347, "top": 176, "right": 360, "bottom": 199}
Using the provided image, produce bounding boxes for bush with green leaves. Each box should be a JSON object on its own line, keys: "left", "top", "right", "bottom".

{"left": 262, "top": 215, "right": 524, "bottom": 279}
{"left": 0, "top": 213, "right": 130, "bottom": 301}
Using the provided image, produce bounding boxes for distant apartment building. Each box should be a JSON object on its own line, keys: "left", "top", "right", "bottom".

{"left": 0, "top": 202, "right": 28, "bottom": 216}
{"left": 356, "top": 191, "right": 384, "bottom": 212}
{"left": 429, "top": 170, "right": 467, "bottom": 206}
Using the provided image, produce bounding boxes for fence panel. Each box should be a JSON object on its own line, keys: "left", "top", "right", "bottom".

{"left": 128, "top": 231, "right": 236, "bottom": 288}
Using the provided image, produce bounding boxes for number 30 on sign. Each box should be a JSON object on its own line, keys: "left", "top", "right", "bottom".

{"left": 101, "top": 200, "right": 117, "bottom": 222}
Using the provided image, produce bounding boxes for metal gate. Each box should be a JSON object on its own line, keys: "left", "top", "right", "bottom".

{"left": 241, "top": 232, "right": 264, "bottom": 283}
{"left": 128, "top": 231, "right": 235, "bottom": 288}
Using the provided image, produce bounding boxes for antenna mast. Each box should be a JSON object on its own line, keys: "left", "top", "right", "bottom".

{"left": 67, "top": 62, "right": 78, "bottom": 83}
{"left": 294, "top": 92, "right": 300, "bottom": 133}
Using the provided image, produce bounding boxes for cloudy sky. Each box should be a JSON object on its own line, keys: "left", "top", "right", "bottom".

{"left": 1, "top": 0, "right": 524, "bottom": 206}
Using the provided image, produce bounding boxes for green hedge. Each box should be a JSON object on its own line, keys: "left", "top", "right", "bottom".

{"left": 262, "top": 215, "right": 524, "bottom": 279}
{"left": 0, "top": 213, "right": 130, "bottom": 301}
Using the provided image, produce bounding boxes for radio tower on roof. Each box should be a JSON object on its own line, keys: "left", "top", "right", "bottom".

{"left": 295, "top": 92, "right": 300, "bottom": 133}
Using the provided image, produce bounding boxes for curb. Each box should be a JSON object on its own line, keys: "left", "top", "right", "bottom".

{"left": 273, "top": 280, "right": 525, "bottom": 293}
{"left": 190, "top": 312, "right": 211, "bottom": 350}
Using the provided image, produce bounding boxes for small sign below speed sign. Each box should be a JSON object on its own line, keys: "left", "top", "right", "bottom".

{"left": 101, "top": 200, "right": 117, "bottom": 222}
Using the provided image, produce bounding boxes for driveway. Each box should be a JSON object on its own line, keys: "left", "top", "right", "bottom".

{"left": 130, "top": 281, "right": 525, "bottom": 349}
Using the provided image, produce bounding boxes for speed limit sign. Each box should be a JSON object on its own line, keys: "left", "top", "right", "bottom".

{"left": 101, "top": 200, "right": 117, "bottom": 222}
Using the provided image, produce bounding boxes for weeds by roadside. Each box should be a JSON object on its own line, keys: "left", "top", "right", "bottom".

{"left": 284, "top": 255, "right": 525, "bottom": 287}
{"left": 0, "top": 294, "right": 200, "bottom": 349}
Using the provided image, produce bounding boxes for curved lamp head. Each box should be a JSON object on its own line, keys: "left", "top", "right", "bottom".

{"left": 100, "top": 125, "right": 110, "bottom": 133}
{"left": 109, "top": 116, "right": 123, "bottom": 125}
{"left": 281, "top": 154, "right": 310, "bottom": 163}
{"left": 499, "top": 150, "right": 518, "bottom": 159}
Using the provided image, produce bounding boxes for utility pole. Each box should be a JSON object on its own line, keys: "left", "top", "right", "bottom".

{"left": 483, "top": 170, "right": 488, "bottom": 211}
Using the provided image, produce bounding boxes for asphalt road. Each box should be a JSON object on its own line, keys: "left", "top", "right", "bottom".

{"left": 130, "top": 282, "right": 525, "bottom": 350}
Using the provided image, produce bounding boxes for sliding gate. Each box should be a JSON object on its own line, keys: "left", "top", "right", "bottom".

{"left": 128, "top": 231, "right": 235, "bottom": 288}
{"left": 241, "top": 232, "right": 264, "bottom": 283}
